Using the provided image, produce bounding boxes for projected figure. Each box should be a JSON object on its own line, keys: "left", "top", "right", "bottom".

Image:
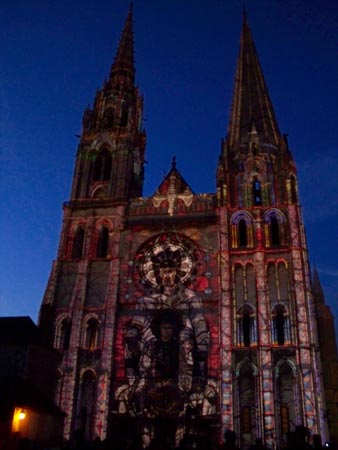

{"left": 115, "top": 237, "right": 214, "bottom": 447}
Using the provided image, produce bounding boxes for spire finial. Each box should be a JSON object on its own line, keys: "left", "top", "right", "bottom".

{"left": 171, "top": 155, "right": 177, "bottom": 170}
{"left": 110, "top": 4, "right": 135, "bottom": 82}
{"left": 242, "top": 2, "right": 247, "bottom": 24}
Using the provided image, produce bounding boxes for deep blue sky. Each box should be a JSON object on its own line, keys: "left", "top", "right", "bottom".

{"left": 1, "top": 0, "right": 337, "bottom": 330}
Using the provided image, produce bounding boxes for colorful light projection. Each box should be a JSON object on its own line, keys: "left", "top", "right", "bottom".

{"left": 113, "top": 232, "right": 220, "bottom": 447}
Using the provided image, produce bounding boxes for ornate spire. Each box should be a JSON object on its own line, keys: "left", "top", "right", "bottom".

{"left": 110, "top": 3, "right": 135, "bottom": 83}
{"left": 227, "top": 14, "right": 281, "bottom": 148}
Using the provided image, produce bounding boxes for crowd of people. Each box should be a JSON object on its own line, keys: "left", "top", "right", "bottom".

{"left": 1, "top": 428, "right": 333, "bottom": 450}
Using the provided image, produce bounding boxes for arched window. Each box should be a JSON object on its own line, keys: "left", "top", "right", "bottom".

{"left": 235, "top": 265, "right": 245, "bottom": 305}
{"left": 55, "top": 370, "right": 63, "bottom": 405}
{"left": 120, "top": 102, "right": 129, "bottom": 127}
{"left": 56, "top": 318, "right": 72, "bottom": 351}
{"left": 76, "top": 370, "right": 96, "bottom": 440}
{"left": 270, "top": 217, "right": 280, "bottom": 246}
{"left": 290, "top": 176, "right": 297, "bottom": 204}
{"left": 267, "top": 264, "right": 278, "bottom": 303}
{"left": 272, "top": 304, "right": 290, "bottom": 346}
{"left": 231, "top": 212, "right": 254, "bottom": 248}
{"left": 264, "top": 210, "right": 286, "bottom": 247}
{"left": 253, "top": 179, "right": 262, "bottom": 206}
{"left": 276, "top": 362, "right": 296, "bottom": 438}
{"left": 93, "top": 150, "right": 112, "bottom": 181}
{"left": 85, "top": 319, "right": 99, "bottom": 350}
{"left": 72, "top": 227, "right": 84, "bottom": 259}
{"left": 276, "top": 308, "right": 285, "bottom": 345}
{"left": 103, "top": 108, "right": 114, "bottom": 128}
{"left": 96, "top": 227, "right": 109, "bottom": 258}
{"left": 238, "top": 219, "right": 248, "bottom": 247}
{"left": 243, "top": 312, "right": 251, "bottom": 347}
{"left": 237, "top": 305, "right": 256, "bottom": 347}
{"left": 238, "top": 362, "right": 257, "bottom": 442}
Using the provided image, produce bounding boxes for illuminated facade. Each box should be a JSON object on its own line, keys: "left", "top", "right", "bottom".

{"left": 39, "top": 7, "right": 333, "bottom": 449}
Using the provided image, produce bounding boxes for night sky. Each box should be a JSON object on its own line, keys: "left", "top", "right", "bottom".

{"left": 1, "top": 0, "right": 337, "bottom": 330}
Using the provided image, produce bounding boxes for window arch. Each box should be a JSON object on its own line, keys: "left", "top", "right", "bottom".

{"left": 84, "top": 318, "right": 99, "bottom": 350}
{"left": 72, "top": 227, "right": 85, "bottom": 259}
{"left": 237, "top": 305, "right": 257, "bottom": 347}
{"left": 236, "top": 361, "right": 258, "bottom": 443}
{"left": 276, "top": 361, "right": 296, "bottom": 439}
{"left": 231, "top": 211, "right": 254, "bottom": 248}
{"left": 234, "top": 263, "right": 257, "bottom": 307}
{"left": 120, "top": 101, "right": 129, "bottom": 127}
{"left": 55, "top": 370, "right": 63, "bottom": 406}
{"left": 264, "top": 209, "right": 287, "bottom": 247}
{"left": 93, "top": 149, "right": 112, "bottom": 181}
{"left": 103, "top": 108, "right": 114, "bottom": 128}
{"left": 272, "top": 304, "right": 290, "bottom": 346}
{"left": 267, "top": 262, "right": 291, "bottom": 345}
{"left": 55, "top": 317, "right": 72, "bottom": 351}
{"left": 96, "top": 226, "right": 109, "bottom": 258}
{"left": 91, "top": 185, "right": 107, "bottom": 199}
{"left": 238, "top": 219, "right": 248, "bottom": 247}
{"left": 75, "top": 370, "right": 97, "bottom": 440}
{"left": 253, "top": 179, "right": 262, "bottom": 206}
{"left": 270, "top": 216, "right": 280, "bottom": 246}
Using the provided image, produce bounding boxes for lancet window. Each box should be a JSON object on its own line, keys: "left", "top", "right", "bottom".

{"left": 239, "top": 219, "right": 248, "bottom": 247}
{"left": 96, "top": 226, "right": 109, "bottom": 258}
{"left": 234, "top": 263, "right": 257, "bottom": 346}
{"left": 84, "top": 318, "right": 100, "bottom": 350}
{"left": 71, "top": 227, "right": 85, "bottom": 259}
{"left": 120, "top": 101, "right": 129, "bottom": 127}
{"left": 253, "top": 179, "right": 262, "bottom": 206}
{"left": 237, "top": 305, "right": 257, "bottom": 347}
{"left": 55, "top": 370, "right": 63, "bottom": 406}
{"left": 75, "top": 370, "right": 97, "bottom": 441}
{"left": 264, "top": 209, "right": 287, "bottom": 247}
{"left": 290, "top": 175, "right": 298, "bottom": 204}
{"left": 103, "top": 108, "right": 114, "bottom": 128}
{"left": 231, "top": 211, "right": 254, "bottom": 248}
{"left": 272, "top": 304, "right": 291, "bottom": 346}
{"left": 93, "top": 149, "right": 112, "bottom": 181}
{"left": 267, "top": 262, "right": 291, "bottom": 345}
{"left": 236, "top": 361, "right": 257, "bottom": 442}
{"left": 55, "top": 317, "right": 72, "bottom": 351}
{"left": 276, "top": 361, "right": 296, "bottom": 439}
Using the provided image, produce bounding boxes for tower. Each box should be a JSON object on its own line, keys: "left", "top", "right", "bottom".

{"left": 39, "top": 8, "right": 332, "bottom": 449}
{"left": 313, "top": 268, "right": 338, "bottom": 447}
{"left": 215, "top": 14, "right": 327, "bottom": 448}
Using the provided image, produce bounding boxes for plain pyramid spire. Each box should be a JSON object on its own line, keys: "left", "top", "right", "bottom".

{"left": 110, "top": 3, "right": 135, "bottom": 82}
{"left": 227, "top": 14, "right": 281, "bottom": 148}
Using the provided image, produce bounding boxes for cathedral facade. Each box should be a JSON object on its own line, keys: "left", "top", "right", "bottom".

{"left": 39, "top": 7, "right": 332, "bottom": 449}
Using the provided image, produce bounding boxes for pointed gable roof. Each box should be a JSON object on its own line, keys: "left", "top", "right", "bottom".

{"left": 152, "top": 158, "right": 194, "bottom": 216}
{"left": 227, "top": 13, "right": 281, "bottom": 149}
{"left": 155, "top": 157, "right": 194, "bottom": 196}
{"left": 110, "top": 3, "right": 135, "bottom": 82}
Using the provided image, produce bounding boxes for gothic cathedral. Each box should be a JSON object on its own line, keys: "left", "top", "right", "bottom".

{"left": 39, "top": 7, "right": 335, "bottom": 449}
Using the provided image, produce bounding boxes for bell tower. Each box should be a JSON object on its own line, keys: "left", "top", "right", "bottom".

{"left": 217, "top": 13, "right": 327, "bottom": 449}
{"left": 39, "top": 5, "right": 146, "bottom": 440}
{"left": 71, "top": 4, "right": 146, "bottom": 202}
